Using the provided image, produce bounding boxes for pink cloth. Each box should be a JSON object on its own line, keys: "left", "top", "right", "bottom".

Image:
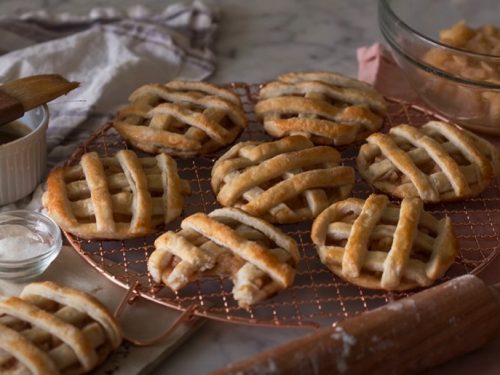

{"left": 357, "top": 43, "right": 419, "bottom": 102}
{"left": 357, "top": 43, "right": 500, "bottom": 375}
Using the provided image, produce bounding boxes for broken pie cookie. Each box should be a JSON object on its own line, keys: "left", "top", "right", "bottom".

{"left": 148, "top": 207, "right": 300, "bottom": 308}
{"left": 0, "top": 281, "right": 122, "bottom": 374}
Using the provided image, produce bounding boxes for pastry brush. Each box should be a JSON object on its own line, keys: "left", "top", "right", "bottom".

{"left": 0, "top": 74, "right": 79, "bottom": 126}
{"left": 210, "top": 274, "right": 500, "bottom": 375}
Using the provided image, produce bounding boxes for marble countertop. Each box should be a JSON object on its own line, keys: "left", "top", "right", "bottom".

{"left": 1, "top": 0, "right": 381, "bottom": 82}
{"left": 1, "top": 0, "right": 499, "bottom": 374}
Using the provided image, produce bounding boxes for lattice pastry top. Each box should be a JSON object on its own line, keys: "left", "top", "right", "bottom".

{"left": 43, "top": 149, "right": 190, "bottom": 239}
{"left": 311, "top": 194, "right": 458, "bottom": 290}
{"left": 113, "top": 80, "right": 247, "bottom": 157}
{"left": 357, "top": 121, "right": 499, "bottom": 202}
{"left": 148, "top": 207, "right": 300, "bottom": 308}
{"left": 255, "top": 71, "right": 387, "bottom": 146}
{"left": 211, "top": 135, "right": 355, "bottom": 224}
{"left": 0, "top": 281, "right": 122, "bottom": 374}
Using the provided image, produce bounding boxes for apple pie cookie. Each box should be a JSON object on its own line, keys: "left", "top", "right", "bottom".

{"left": 114, "top": 80, "right": 247, "bottom": 157}
{"left": 211, "top": 135, "right": 355, "bottom": 224}
{"left": 357, "top": 121, "right": 499, "bottom": 202}
{"left": 148, "top": 207, "right": 300, "bottom": 308}
{"left": 311, "top": 194, "right": 458, "bottom": 291}
{"left": 0, "top": 281, "right": 122, "bottom": 374}
{"left": 255, "top": 71, "right": 387, "bottom": 145}
{"left": 43, "top": 149, "right": 190, "bottom": 239}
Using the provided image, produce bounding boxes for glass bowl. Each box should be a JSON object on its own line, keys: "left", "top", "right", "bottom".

{"left": 0, "top": 210, "right": 62, "bottom": 282}
{"left": 379, "top": 0, "right": 500, "bottom": 134}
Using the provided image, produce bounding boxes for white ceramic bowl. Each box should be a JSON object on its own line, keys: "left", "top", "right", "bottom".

{"left": 0, "top": 105, "right": 49, "bottom": 205}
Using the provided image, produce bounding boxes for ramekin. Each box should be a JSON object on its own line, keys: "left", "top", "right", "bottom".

{"left": 0, "top": 104, "right": 49, "bottom": 205}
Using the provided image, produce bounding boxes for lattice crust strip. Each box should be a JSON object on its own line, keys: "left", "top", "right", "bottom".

{"left": 148, "top": 207, "right": 300, "bottom": 309}
{"left": 0, "top": 282, "right": 121, "bottom": 374}
{"left": 311, "top": 194, "right": 458, "bottom": 291}
{"left": 114, "top": 80, "right": 248, "bottom": 157}
{"left": 43, "top": 149, "right": 190, "bottom": 240}
{"left": 255, "top": 71, "right": 387, "bottom": 145}
{"left": 63, "top": 83, "right": 500, "bottom": 328}
{"left": 211, "top": 135, "right": 355, "bottom": 224}
{"left": 357, "top": 121, "right": 500, "bottom": 202}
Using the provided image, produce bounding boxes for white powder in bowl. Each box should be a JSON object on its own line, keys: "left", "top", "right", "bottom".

{"left": 0, "top": 224, "right": 50, "bottom": 261}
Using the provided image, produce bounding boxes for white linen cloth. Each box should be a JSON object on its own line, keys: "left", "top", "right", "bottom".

{"left": 0, "top": 1, "right": 218, "bottom": 211}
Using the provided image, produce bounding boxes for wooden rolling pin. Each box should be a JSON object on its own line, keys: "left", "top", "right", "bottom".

{"left": 210, "top": 275, "right": 500, "bottom": 375}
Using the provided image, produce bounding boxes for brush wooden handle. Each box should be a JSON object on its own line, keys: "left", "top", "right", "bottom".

{"left": 0, "top": 91, "right": 24, "bottom": 125}
{"left": 211, "top": 275, "right": 500, "bottom": 375}
{"left": 0, "top": 74, "right": 79, "bottom": 126}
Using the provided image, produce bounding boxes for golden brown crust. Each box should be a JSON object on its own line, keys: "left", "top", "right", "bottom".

{"left": 255, "top": 71, "right": 386, "bottom": 146}
{"left": 211, "top": 135, "right": 355, "bottom": 224}
{"left": 311, "top": 194, "right": 458, "bottom": 291}
{"left": 21, "top": 282, "right": 122, "bottom": 349}
{"left": 43, "top": 150, "right": 190, "bottom": 240}
{"left": 147, "top": 208, "right": 299, "bottom": 308}
{"left": 0, "top": 323, "right": 59, "bottom": 375}
{"left": 113, "top": 80, "right": 247, "bottom": 157}
{"left": 0, "top": 281, "right": 122, "bottom": 374}
{"left": 356, "top": 121, "right": 499, "bottom": 202}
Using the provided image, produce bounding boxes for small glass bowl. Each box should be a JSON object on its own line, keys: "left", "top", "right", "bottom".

{"left": 0, "top": 210, "right": 62, "bottom": 282}
{"left": 379, "top": 0, "right": 500, "bottom": 134}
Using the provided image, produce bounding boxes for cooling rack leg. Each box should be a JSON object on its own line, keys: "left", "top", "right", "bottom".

{"left": 114, "top": 281, "right": 204, "bottom": 346}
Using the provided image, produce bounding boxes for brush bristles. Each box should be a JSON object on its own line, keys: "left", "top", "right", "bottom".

{"left": 1, "top": 74, "right": 79, "bottom": 111}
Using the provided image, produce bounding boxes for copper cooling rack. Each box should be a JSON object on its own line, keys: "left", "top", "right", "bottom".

{"left": 65, "top": 83, "right": 500, "bottom": 328}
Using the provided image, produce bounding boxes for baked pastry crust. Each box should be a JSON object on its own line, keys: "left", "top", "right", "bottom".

{"left": 211, "top": 135, "right": 355, "bottom": 224}
{"left": 311, "top": 194, "right": 458, "bottom": 291}
{"left": 148, "top": 207, "right": 300, "bottom": 308}
{"left": 0, "top": 281, "right": 121, "bottom": 374}
{"left": 255, "top": 71, "right": 386, "bottom": 145}
{"left": 357, "top": 121, "right": 499, "bottom": 202}
{"left": 43, "top": 149, "right": 190, "bottom": 239}
{"left": 114, "top": 80, "right": 247, "bottom": 157}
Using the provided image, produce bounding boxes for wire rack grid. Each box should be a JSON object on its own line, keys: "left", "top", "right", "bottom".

{"left": 65, "top": 83, "right": 500, "bottom": 329}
